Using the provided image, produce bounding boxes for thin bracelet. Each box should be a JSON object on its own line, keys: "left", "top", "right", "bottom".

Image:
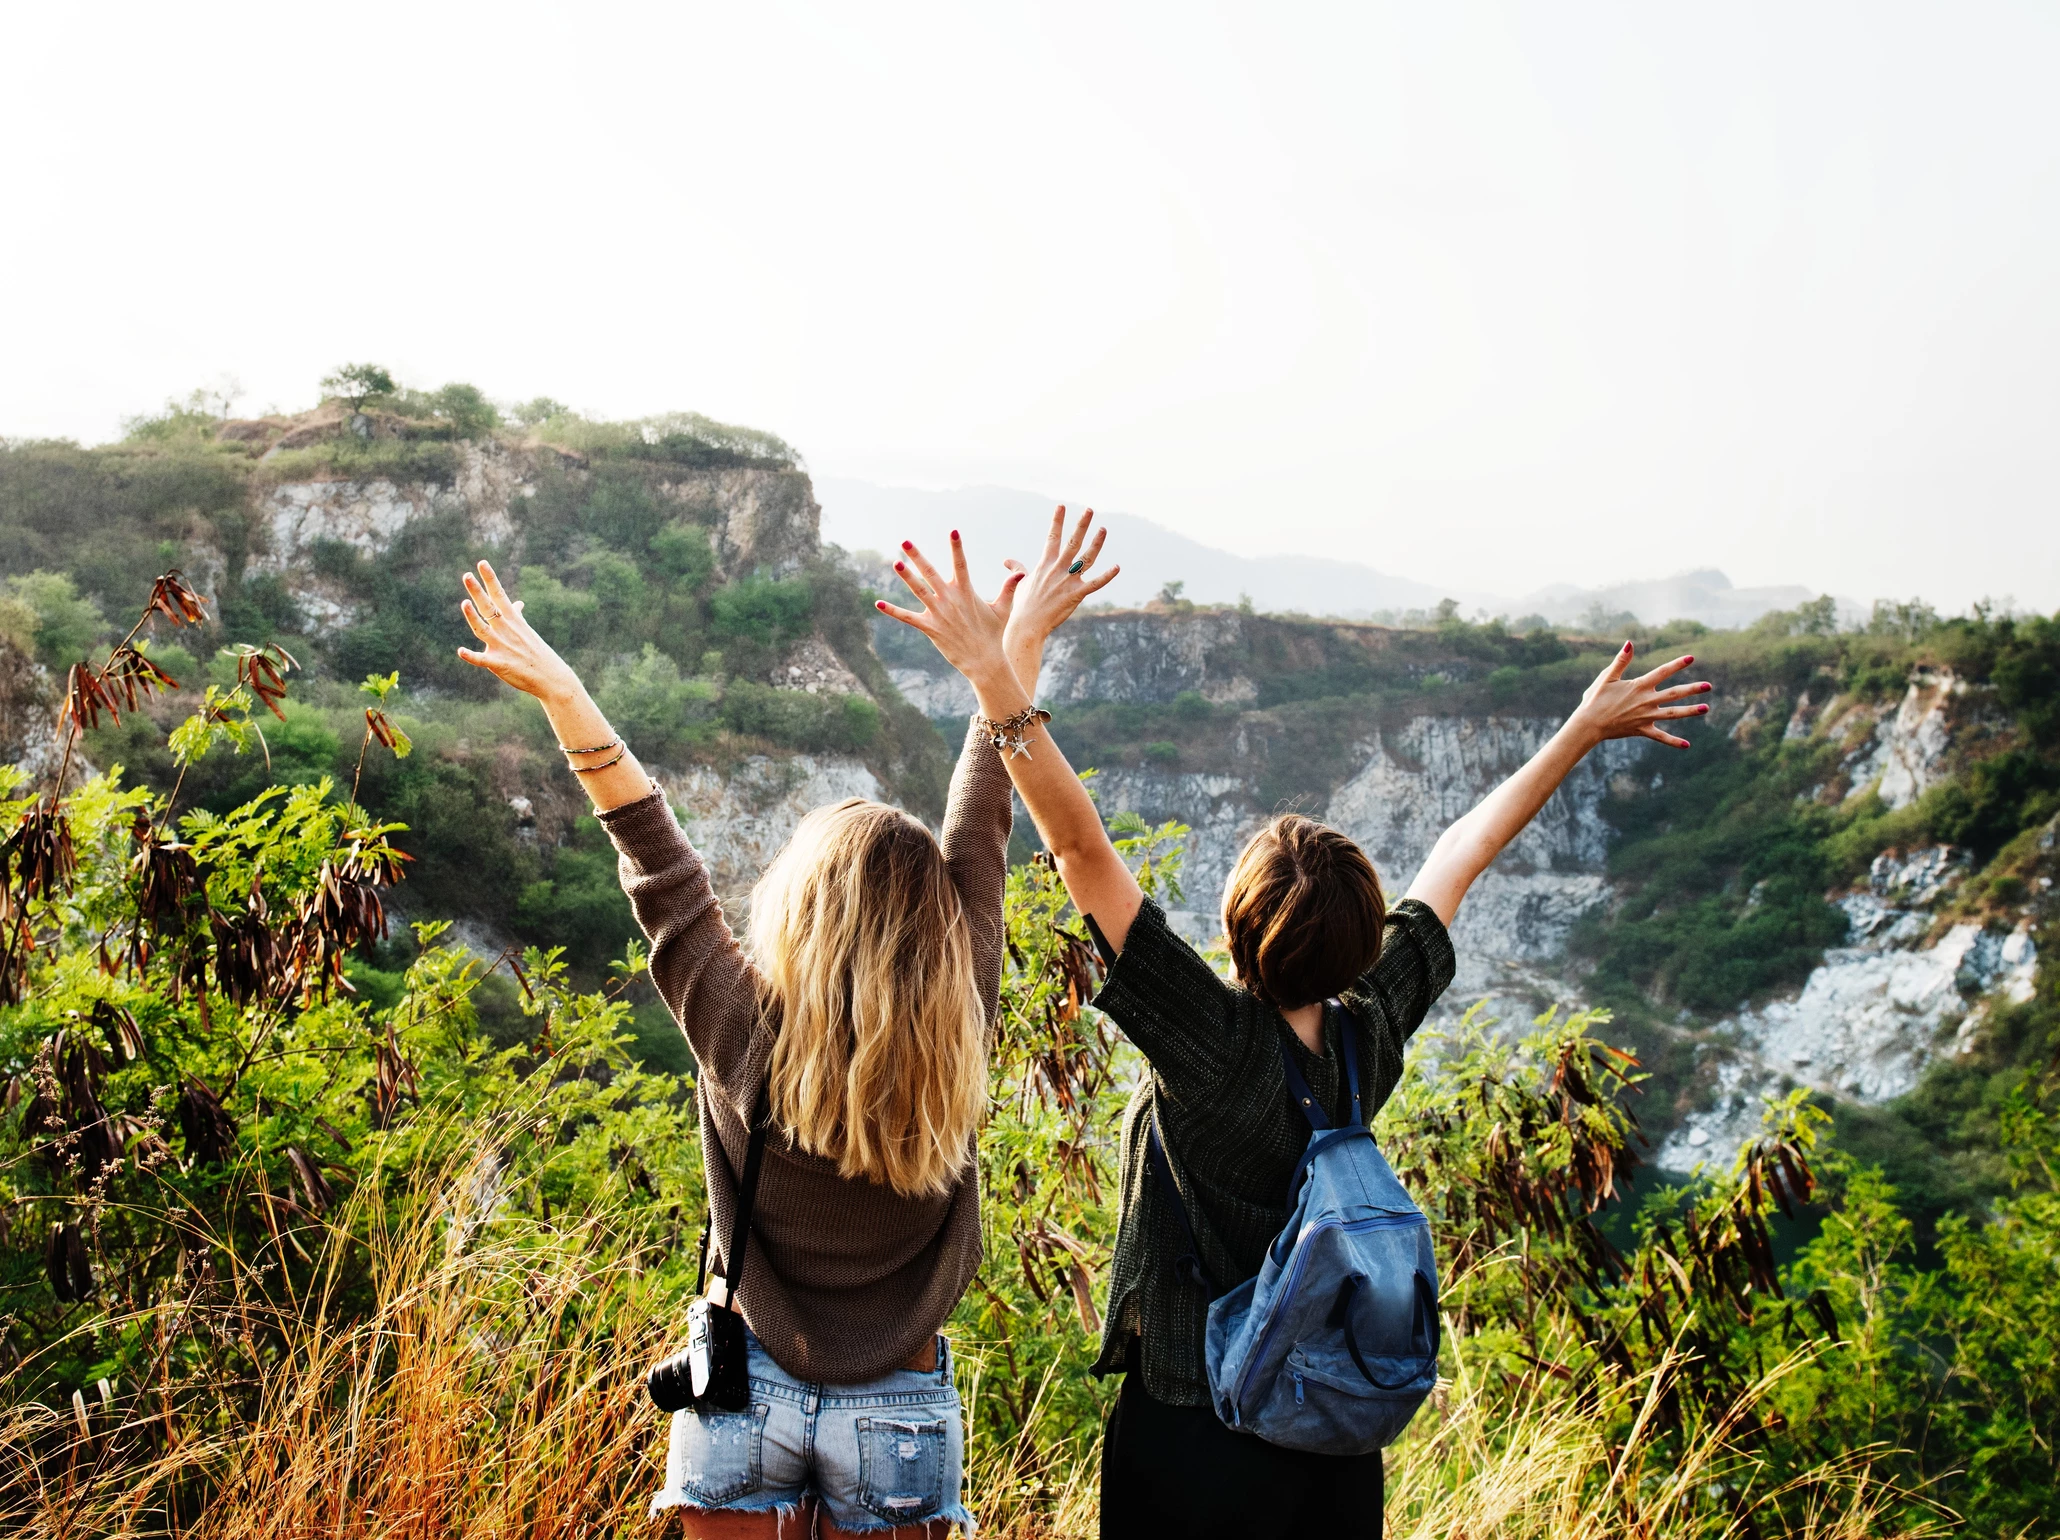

{"left": 570, "top": 741, "right": 630, "bottom": 773}
{"left": 559, "top": 736, "right": 620, "bottom": 756}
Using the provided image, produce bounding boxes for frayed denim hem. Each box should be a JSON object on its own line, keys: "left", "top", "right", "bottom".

{"left": 648, "top": 1488, "right": 808, "bottom": 1520}
{"left": 647, "top": 1488, "right": 976, "bottom": 1534}
{"left": 821, "top": 1500, "right": 977, "bottom": 1535}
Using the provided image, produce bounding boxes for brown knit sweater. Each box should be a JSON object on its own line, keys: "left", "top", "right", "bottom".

{"left": 597, "top": 722, "right": 1011, "bottom": 1385}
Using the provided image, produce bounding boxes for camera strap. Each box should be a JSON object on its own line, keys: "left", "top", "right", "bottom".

{"left": 705, "top": 1089, "right": 771, "bottom": 1309}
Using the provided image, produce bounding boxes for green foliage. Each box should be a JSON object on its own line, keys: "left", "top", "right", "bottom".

{"left": 710, "top": 574, "right": 814, "bottom": 646}
{"left": 650, "top": 519, "right": 715, "bottom": 586}
{"left": 1575, "top": 725, "right": 1854, "bottom": 1014}
{"left": 718, "top": 681, "right": 880, "bottom": 753}
{"left": 119, "top": 393, "right": 223, "bottom": 446}
{"left": 515, "top": 815, "right": 641, "bottom": 963}
{"left": 1751, "top": 593, "right": 1841, "bottom": 637}
{"left": 530, "top": 410, "right": 799, "bottom": 470}
{"left": 389, "top": 381, "right": 500, "bottom": 437}
{"left": 594, "top": 645, "right": 719, "bottom": 756}
{"left": 319, "top": 361, "right": 396, "bottom": 408}
{"left": 1926, "top": 748, "right": 2060, "bottom": 861}
{"left": 0, "top": 570, "right": 105, "bottom": 670}
{"left": 1780, "top": 1109, "right": 2060, "bottom": 1539}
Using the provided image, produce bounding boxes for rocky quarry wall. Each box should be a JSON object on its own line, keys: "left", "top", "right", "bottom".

{"left": 894, "top": 620, "right": 2046, "bottom": 1166}
{"left": 174, "top": 437, "right": 881, "bottom": 927}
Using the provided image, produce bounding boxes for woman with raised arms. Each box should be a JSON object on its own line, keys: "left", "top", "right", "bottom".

{"left": 453, "top": 538, "right": 1116, "bottom": 1539}
{"left": 878, "top": 510, "right": 1710, "bottom": 1540}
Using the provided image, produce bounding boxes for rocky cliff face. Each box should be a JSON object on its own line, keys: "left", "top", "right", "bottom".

{"left": 892, "top": 610, "right": 2048, "bottom": 1157}
{"left": 239, "top": 441, "right": 822, "bottom": 639}
{"left": 897, "top": 609, "right": 1642, "bottom": 1012}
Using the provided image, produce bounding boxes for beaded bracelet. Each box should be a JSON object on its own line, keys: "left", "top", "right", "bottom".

{"left": 974, "top": 706, "right": 1052, "bottom": 760}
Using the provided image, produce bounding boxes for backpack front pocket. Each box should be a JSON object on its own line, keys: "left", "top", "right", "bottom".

{"left": 856, "top": 1415, "right": 947, "bottom": 1524}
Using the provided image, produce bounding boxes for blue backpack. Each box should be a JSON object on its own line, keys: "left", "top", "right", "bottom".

{"left": 1147, "top": 1006, "right": 1441, "bottom": 1456}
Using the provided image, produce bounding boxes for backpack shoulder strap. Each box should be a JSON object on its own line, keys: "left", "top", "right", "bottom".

{"left": 1279, "top": 1002, "right": 1365, "bottom": 1132}
{"left": 1336, "top": 1001, "right": 1365, "bottom": 1127}
{"left": 1143, "top": 1102, "right": 1215, "bottom": 1291}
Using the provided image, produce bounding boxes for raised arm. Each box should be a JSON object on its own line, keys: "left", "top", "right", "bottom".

{"left": 455, "top": 561, "right": 656, "bottom": 812}
{"left": 453, "top": 560, "right": 763, "bottom": 1099}
{"left": 876, "top": 510, "right": 1146, "bottom": 952}
{"left": 1404, "top": 642, "right": 1711, "bottom": 926}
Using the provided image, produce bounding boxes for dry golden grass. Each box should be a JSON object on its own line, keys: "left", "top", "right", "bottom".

{"left": 2, "top": 1155, "right": 1944, "bottom": 1540}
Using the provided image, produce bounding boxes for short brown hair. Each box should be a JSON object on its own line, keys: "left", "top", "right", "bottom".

{"left": 1220, "top": 815, "right": 1386, "bottom": 1009}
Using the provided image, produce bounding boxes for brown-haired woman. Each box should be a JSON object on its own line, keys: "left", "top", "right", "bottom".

{"left": 454, "top": 542, "right": 1113, "bottom": 1540}
{"left": 880, "top": 511, "right": 1711, "bottom": 1540}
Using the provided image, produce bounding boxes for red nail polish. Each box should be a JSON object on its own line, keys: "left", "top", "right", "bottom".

{"left": 902, "top": 540, "right": 913, "bottom": 550}
{"left": 951, "top": 529, "right": 960, "bottom": 540}
{"left": 1698, "top": 704, "right": 1709, "bottom": 713}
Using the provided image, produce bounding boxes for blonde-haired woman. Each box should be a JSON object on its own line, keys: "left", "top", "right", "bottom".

{"left": 454, "top": 541, "right": 1115, "bottom": 1540}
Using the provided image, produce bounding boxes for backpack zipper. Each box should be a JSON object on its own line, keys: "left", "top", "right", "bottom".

{"left": 1233, "top": 1211, "right": 1428, "bottom": 1420}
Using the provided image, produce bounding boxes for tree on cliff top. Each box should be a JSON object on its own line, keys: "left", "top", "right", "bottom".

{"left": 319, "top": 362, "right": 396, "bottom": 411}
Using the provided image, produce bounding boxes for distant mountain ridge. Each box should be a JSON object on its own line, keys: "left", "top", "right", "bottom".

{"left": 818, "top": 478, "right": 1823, "bottom": 630}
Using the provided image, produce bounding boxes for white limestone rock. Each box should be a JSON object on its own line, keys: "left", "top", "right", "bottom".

{"left": 658, "top": 754, "right": 884, "bottom": 913}
{"left": 1843, "top": 672, "right": 1961, "bottom": 810}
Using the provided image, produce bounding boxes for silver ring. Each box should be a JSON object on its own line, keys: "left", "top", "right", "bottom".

{"left": 1067, "top": 559, "right": 1085, "bottom": 575}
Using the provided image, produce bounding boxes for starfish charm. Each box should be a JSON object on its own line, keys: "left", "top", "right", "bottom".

{"left": 1005, "top": 731, "right": 1034, "bottom": 760}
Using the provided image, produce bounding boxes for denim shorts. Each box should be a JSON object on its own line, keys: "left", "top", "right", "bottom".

{"left": 650, "top": 1326, "right": 974, "bottom": 1533}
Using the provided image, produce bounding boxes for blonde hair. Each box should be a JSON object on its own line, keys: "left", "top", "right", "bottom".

{"left": 752, "top": 799, "right": 987, "bottom": 1199}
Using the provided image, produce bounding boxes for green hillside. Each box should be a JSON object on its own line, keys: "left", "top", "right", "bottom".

{"left": 0, "top": 382, "right": 953, "bottom": 1052}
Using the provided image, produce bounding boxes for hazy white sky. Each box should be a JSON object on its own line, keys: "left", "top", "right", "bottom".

{"left": 3, "top": 2, "right": 2054, "bottom": 612}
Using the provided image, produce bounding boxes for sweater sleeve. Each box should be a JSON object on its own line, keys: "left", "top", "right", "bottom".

{"left": 596, "top": 789, "right": 766, "bottom": 1113}
{"left": 940, "top": 722, "right": 1014, "bottom": 1024}
{"left": 1091, "top": 896, "right": 1243, "bottom": 1102}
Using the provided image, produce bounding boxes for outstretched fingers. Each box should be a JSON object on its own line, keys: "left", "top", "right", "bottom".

{"left": 875, "top": 598, "right": 932, "bottom": 631}
{"left": 1076, "top": 524, "right": 1108, "bottom": 573}
{"left": 894, "top": 554, "right": 935, "bottom": 599}
{"left": 1641, "top": 724, "right": 1692, "bottom": 750}
{"left": 1651, "top": 679, "right": 1714, "bottom": 704}
{"left": 1058, "top": 507, "right": 1095, "bottom": 567}
{"left": 1603, "top": 641, "right": 1636, "bottom": 682}
{"left": 1041, "top": 506, "right": 1066, "bottom": 563}
{"left": 949, "top": 528, "right": 972, "bottom": 588}
{"left": 900, "top": 539, "right": 948, "bottom": 596}
{"left": 1633, "top": 653, "right": 1698, "bottom": 688}
{"left": 1082, "top": 563, "right": 1121, "bottom": 596}
{"left": 477, "top": 560, "right": 514, "bottom": 610}
{"left": 459, "top": 597, "right": 494, "bottom": 644}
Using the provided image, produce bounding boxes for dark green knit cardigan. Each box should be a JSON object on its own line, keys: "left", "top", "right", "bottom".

{"left": 1088, "top": 895, "right": 1456, "bottom": 1406}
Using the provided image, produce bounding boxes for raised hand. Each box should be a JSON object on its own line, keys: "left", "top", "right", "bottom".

{"left": 457, "top": 561, "right": 578, "bottom": 701}
{"left": 874, "top": 531, "right": 1023, "bottom": 687}
{"left": 1002, "top": 506, "right": 1120, "bottom": 658}
{"left": 1569, "top": 643, "right": 1713, "bottom": 750}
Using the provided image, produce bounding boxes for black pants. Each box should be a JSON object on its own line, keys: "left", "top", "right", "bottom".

{"left": 1099, "top": 1359, "right": 1385, "bottom": 1539}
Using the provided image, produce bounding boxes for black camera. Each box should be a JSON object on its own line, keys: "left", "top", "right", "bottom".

{"left": 647, "top": 1295, "right": 751, "bottom": 1413}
